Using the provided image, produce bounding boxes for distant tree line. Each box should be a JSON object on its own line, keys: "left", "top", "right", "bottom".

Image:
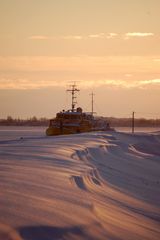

{"left": 0, "top": 116, "right": 48, "bottom": 126}
{"left": 105, "top": 117, "right": 160, "bottom": 127}
{"left": 0, "top": 116, "right": 160, "bottom": 127}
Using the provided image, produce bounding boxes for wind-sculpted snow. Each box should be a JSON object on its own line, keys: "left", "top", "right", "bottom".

{"left": 0, "top": 129, "right": 160, "bottom": 240}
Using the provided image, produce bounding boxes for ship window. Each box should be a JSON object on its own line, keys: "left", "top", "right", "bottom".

{"left": 71, "top": 115, "right": 80, "bottom": 119}
{"left": 57, "top": 113, "right": 63, "bottom": 118}
{"left": 64, "top": 115, "right": 70, "bottom": 119}
{"left": 60, "top": 114, "right": 81, "bottom": 120}
{"left": 50, "top": 120, "right": 56, "bottom": 126}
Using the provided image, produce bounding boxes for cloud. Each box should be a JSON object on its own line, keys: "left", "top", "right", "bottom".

{"left": 0, "top": 78, "right": 66, "bottom": 90}
{"left": 153, "top": 58, "right": 160, "bottom": 62}
{"left": 29, "top": 33, "right": 119, "bottom": 41}
{"left": 124, "top": 32, "right": 154, "bottom": 40}
{"left": 126, "top": 32, "right": 154, "bottom": 37}
{"left": 0, "top": 55, "right": 159, "bottom": 73}
{"left": 139, "top": 79, "right": 160, "bottom": 85}
{"left": 29, "top": 35, "right": 84, "bottom": 40}
{"left": 88, "top": 33, "right": 117, "bottom": 39}
{"left": 61, "top": 35, "right": 83, "bottom": 40}
{"left": 106, "top": 33, "right": 118, "bottom": 39}
{"left": 88, "top": 34, "right": 104, "bottom": 38}
{"left": 29, "top": 32, "right": 157, "bottom": 41}
{"left": 0, "top": 77, "right": 160, "bottom": 90}
{"left": 0, "top": 55, "right": 160, "bottom": 90}
{"left": 125, "top": 74, "right": 133, "bottom": 77}
{"left": 28, "top": 35, "right": 50, "bottom": 40}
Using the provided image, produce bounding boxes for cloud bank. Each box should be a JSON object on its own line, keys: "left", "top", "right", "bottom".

{"left": 28, "top": 32, "right": 155, "bottom": 41}
{"left": 0, "top": 55, "right": 159, "bottom": 90}
{"left": 0, "top": 78, "right": 159, "bottom": 90}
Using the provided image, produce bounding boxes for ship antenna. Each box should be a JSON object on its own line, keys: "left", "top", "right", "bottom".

{"left": 90, "top": 92, "right": 95, "bottom": 116}
{"left": 67, "top": 84, "right": 80, "bottom": 112}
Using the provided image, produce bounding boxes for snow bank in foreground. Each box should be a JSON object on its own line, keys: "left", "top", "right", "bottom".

{"left": 0, "top": 130, "right": 160, "bottom": 240}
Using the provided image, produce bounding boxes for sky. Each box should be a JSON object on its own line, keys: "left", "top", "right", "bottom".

{"left": 0, "top": 0, "right": 160, "bottom": 119}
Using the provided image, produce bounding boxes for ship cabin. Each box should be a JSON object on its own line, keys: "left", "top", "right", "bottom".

{"left": 49, "top": 107, "right": 94, "bottom": 128}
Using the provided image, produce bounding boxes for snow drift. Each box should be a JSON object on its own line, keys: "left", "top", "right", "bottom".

{"left": 0, "top": 129, "right": 160, "bottom": 240}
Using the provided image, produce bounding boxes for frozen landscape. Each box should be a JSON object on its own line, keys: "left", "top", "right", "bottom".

{"left": 0, "top": 127, "right": 160, "bottom": 240}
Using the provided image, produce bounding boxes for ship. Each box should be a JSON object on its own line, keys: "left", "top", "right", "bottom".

{"left": 46, "top": 84, "right": 114, "bottom": 136}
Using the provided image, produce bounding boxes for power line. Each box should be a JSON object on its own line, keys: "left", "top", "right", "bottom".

{"left": 132, "top": 111, "right": 135, "bottom": 134}
{"left": 89, "top": 92, "right": 95, "bottom": 115}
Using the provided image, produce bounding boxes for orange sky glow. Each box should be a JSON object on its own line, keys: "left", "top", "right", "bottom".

{"left": 0, "top": 0, "right": 160, "bottom": 118}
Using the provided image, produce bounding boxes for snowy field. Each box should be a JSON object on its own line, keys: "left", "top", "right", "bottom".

{"left": 0, "top": 127, "right": 160, "bottom": 240}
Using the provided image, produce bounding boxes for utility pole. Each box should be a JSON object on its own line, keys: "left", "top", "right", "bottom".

{"left": 90, "top": 92, "right": 95, "bottom": 116}
{"left": 132, "top": 111, "right": 135, "bottom": 133}
{"left": 67, "top": 84, "right": 79, "bottom": 112}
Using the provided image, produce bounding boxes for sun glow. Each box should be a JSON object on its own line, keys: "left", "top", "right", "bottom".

{"left": 0, "top": 0, "right": 160, "bottom": 118}
{"left": 0, "top": 55, "right": 160, "bottom": 90}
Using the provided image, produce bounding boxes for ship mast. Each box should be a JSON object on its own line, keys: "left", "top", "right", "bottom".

{"left": 67, "top": 84, "right": 80, "bottom": 112}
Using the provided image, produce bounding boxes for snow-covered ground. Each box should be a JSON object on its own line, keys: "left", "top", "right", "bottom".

{"left": 0, "top": 128, "right": 160, "bottom": 240}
